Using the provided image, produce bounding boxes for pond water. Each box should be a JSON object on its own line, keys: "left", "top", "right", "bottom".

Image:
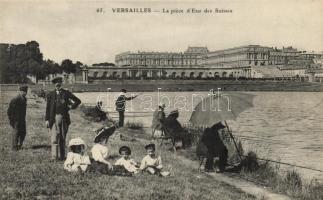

{"left": 76, "top": 91, "right": 323, "bottom": 180}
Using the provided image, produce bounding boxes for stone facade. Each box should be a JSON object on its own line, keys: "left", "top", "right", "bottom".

{"left": 87, "top": 45, "right": 322, "bottom": 81}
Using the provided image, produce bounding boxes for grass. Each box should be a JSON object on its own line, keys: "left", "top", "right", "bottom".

{"left": 0, "top": 91, "right": 255, "bottom": 200}
{"left": 179, "top": 127, "right": 323, "bottom": 200}
{"left": 239, "top": 157, "right": 323, "bottom": 200}
{"left": 125, "top": 121, "right": 144, "bottom": 130}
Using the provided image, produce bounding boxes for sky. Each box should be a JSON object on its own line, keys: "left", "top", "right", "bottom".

{"left": 0, "top": 0, "right": 322, "bottom": 65}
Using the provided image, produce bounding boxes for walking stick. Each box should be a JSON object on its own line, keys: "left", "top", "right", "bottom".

{"left": 224, "top": 121, "right": 243, "bottom": 162}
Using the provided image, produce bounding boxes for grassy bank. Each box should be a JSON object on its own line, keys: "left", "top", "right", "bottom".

{"left": 0, "top": 91, "right": 255, "bottom": 199}
{"left": 177, "top": 127, "right": 323, "bottom": 200}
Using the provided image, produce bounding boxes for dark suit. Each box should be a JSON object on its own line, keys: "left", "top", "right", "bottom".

{"left": 7, "top": 94, "right": 27, "bottom": 150}
{"left": 45, "top": 88, "right": 81, "bottom": 160}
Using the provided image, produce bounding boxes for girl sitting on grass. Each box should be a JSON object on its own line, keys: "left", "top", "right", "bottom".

{"left": 140, "top": 143, "right": 170, "bottom": 177}
{"left": 115, "top": 146, "right": 139, "bottom": 174}
{"left": 64, "top": 138, "right": 91, "bottom": 173}
{"left": 90, "top": 123, "right": 132, "bottom": 176}
{"left": 90, "top": 125, "right": 116, "bottom": 174}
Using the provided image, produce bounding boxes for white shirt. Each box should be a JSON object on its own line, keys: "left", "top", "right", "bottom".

{"left": 140, "top": 155, "right": 163, "bottom": 170}
{"left": 115, "top": 157, "right": 139, "bottom": 173}
{"left": 64, "top": 152, "right": 91, "bottom": 172}
{"left": 91, "top": 143, "right": 109, "bottom": 163}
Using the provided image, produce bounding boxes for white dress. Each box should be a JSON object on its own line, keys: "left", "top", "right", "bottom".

{"left": 64, "top": 152, "right": 91, "bottom": 172}
{"left": 91, "top": 143, "right": 109, "bottom": 163}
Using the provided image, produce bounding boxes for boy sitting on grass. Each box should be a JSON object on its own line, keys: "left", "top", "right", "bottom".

{"left": 64, "top": 138, "right": 91, "bottom": 173}
{"left": 140, "top": 143, "right": 170, "bottom": 177}
{"left": 115, "top": 146, "right": 139, "bottom": 174}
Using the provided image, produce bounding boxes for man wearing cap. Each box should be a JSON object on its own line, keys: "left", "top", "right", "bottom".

{"left": 115, "top": 89, "right": 138, "bottom": 127}
{"left": 7, "top": 85, "right": 28, "bottom": 151}
{"left": 45, "top": 77, "right": 81, "bottom": 161}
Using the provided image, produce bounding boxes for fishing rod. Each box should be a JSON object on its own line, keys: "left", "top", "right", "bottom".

{"left": 240, "top": 155, "right": 323, "bottom": 173}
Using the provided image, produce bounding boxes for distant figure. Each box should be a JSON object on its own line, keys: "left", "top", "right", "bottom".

{"left": 7, "top": 85, "right": 28, "bottom": 151}
{"left": 95, "top": 101, "right": 107, "bottom": 122}
{"left": 197, "top": 122, "right": 228, "bottom": 173}
{"left": 151, "top": 103, "right": 166, "bottom": 138}
{"left": 45, "top": 77, "right": 81, "bottom": 161}
{"left": 115, "top": 89, "right": 137, "bottom": 127}
{"left": 140, "top": 143, "right": 170, "bottom": 177}
{"left": 64, "top": 138, "right": 91, "bottom": 173}
{"left": 163, "top": 109, "right": 191, "bottom": 149}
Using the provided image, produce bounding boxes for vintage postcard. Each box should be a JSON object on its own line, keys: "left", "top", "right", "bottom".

{"left": 1, "top": 0, "right": 323, "bottom": 199}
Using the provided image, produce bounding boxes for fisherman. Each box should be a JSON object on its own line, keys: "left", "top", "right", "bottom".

{"left": 115, "top": 89, "right": 138, "bottom": 127}
{"left": 7, "top": 85, "right": 28, "bottom": 151}
{"left": 199, "top": 121, "right": 228, "bottom": 173}
{"left": 95, "top": 101, "right": 107, "bottom": 122}
{"left": 45, "top": 77, "right": 81, "bottom": 161}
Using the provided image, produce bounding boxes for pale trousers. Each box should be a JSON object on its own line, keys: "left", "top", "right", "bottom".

{"left": 51, "top": 114, "right": 69, "bottom": 160}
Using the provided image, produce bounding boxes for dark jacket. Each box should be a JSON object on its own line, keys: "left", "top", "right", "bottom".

{"left": 7, "top": 94, "right": 27, "bottom": 127}
{"left": 164, "top": 112, "right": 183, "bottom": 133}
{"left": 45, "top": 89, "right": 81, "bottom": 128}
{"left": 199, "top": 125, "right": 227, "bottom": 157}
{"left": 115, "top": 94, "right": 134, "bottom": 112}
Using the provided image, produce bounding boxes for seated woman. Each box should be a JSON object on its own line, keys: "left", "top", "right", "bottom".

{"left": 163, "top": 109, "right": 191, "bottom": 149}
{"left": 64, "top": 138, "right": 91, "bottom": 173}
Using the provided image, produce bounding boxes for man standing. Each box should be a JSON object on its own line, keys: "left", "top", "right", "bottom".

{"left": 151, "top": 103, "right": 166, "bottom": 138}
{"left": 7, "top": 85, "right": 28, "bottom": 151}
{"left": 45, "top": 77, "right": 81, "bottom": 161}
{"left": 115, "top": 89, "right": 137, "bottom": 127}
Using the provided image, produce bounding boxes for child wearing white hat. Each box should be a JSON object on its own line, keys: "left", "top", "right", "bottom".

{"left": 64, "top": 138, "right": 91, "bottom": 172}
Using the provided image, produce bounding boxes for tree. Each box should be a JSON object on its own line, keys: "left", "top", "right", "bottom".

{"left": 61, "top": 59, "right": 76, "bottom": 74}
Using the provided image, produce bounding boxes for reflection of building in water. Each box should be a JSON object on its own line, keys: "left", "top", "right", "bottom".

{"left": 87, "top": 45, "right": 323, "bottom": 82}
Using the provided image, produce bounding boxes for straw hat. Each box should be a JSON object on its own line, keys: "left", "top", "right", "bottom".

{"left": 68, "top": 137, "right": 86, "bottom": 147}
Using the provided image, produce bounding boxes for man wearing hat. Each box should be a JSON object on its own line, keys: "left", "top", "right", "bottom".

{"left": 115, "top": 89, "right": 138, "bottom": 127}
{"left": 7, "top": 85, "right": 28, "bottom": 151}
{"left": 45, "top": 77, "right": 81, "bottom": 160}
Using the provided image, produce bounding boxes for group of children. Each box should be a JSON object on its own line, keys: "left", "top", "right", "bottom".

{"left": 63, "top": 124, "right": 170, "bottom": 177}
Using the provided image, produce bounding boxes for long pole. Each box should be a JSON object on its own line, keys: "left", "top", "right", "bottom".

{"left": 224, "top": 121, "right": 243, "bottom": 162}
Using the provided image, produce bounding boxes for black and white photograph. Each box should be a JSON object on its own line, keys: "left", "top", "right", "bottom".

{"left": 0, "top": 0, "right": 323, "bottom": 199}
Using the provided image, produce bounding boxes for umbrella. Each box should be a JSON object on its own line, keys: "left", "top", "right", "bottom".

{"left": 190, "top": 91, "right": 255, "bottom": 127}
{"left": 190, "top": 91, "right": 255, "bottom": 164}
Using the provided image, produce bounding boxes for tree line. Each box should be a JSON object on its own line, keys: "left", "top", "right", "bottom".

{"left": 0, "top": 41, "right": 83, "bottom": 84}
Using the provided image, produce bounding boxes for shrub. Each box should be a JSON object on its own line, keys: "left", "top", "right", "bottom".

{"left": 283, "top": 170, "right": 302, "bottom": 195}
{"left": 126, "top": 121, "right": 143, "bottom": 130}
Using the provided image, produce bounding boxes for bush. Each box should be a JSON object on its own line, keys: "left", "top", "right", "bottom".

{"left": 241, "top": 151, "right": 259, "bottom": 172}
{"left": 283, "top": 170, "right": 302, "bottom": 195}
{"left": 125, "top": 121, "right": 143, "bottom": 130}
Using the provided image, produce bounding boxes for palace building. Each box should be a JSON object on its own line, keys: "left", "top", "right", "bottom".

{"left": 86, "top": 45, "right": 322, "bottom": 81}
